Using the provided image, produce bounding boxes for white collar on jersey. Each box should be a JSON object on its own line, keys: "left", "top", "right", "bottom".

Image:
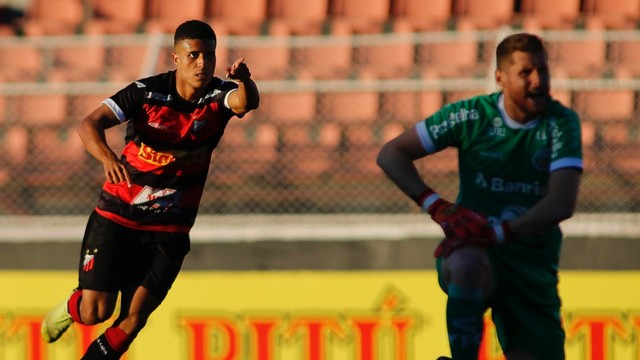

{"left": 497, "top": 93, "right": 540, "bottom": 129}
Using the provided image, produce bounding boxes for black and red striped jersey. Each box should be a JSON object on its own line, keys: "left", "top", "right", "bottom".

{"left": 94, "top": 70, "right": 240, "bottom": 233}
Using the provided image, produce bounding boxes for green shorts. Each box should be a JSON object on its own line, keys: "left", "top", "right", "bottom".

{"left": 437, "top": 239, "right": 565, "bottom": 360}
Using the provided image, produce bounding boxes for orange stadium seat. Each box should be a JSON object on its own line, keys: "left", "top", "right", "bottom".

{"left": 14, "top": 94, "right": 68, "bottom": 127}
{"left": 573, "top": 89, "right": 636, "bottom": 123}
{"left": 318, "top": 87, "right": 380, "bottom": 125}
{"left": 609, "top": 40, "right": 640, "bottom": 77}
{"left": 290, "top": 22, "right": 353, "bottom": 80}
{"left": 212, "top": 121, "right": 278, "bottom": 183}
{"left": 583, "top": 0, "right": 640, "bottom": 29}
{"left": 0, "top": 125, "right": 28, "bottom": 166}
{"left": 520, "top": 0, "right": 582, "bottom": 29}
{"left": 24, "top": 126, "right": 87, "bottom": 187}
{"left": 453, "top": 0, "right": 515, "bottom": 29}
{"left": 47, "top": 37, "right": 106, "bottom": 82}
{"left": 278, "top": 123, "right": 341, "bottom": 182}
{"left": 380, "top": 91, "right": 422, "bottom": 126}
{"left": 353, "top": 21, "right": 415, "bottom": 79}
{"left": 145, "top": 0, "right": 207, "bottom": 33}
{"left": 261, "top": 91, "right": 317, "bottom": 124}
{"left": 207, "top": 0, "right": 268, "bottom": 35}
{"left": 20, "top": 0, "right": 85, "bottom": 35}
{"left": 329, "top": 0, "right": 391, "bottom": 33}
{"left": 227, "top": 23, "right": 291, "bottom": 80}
{"left": 546, "top": 34, "right": 608, "bottom": 78}
{"left": 85, "top": 0, "right": 146, "bottom": 34}
{"left": 390, "top": 0, "right": 452, "bottom": 31}
{"left": 268, "top": 0, "right": 329, "bottom": 35}
{"left": 0, "top": 43, "right": 43, "bottom": 82}
{"left": 105, "top": 42, "right": 151, "bottom": 82}
{"left": 415, "top": 28, "right": 481, "bottom": 77}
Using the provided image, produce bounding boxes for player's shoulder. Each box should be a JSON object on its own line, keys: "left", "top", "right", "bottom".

{"left": 545, "top": 97, "right": 580, "bottom": 122}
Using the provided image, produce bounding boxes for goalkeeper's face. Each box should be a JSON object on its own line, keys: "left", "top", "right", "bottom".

{"left": 497, "top": 50, "right": 550, "bottom": 122}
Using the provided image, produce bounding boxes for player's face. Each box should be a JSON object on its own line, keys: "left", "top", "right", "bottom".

{"left": 173, "top": 38, "right": 217, "bottom": 91}
{"left": 496, "top": 50, "right": 550, "bottom": 122}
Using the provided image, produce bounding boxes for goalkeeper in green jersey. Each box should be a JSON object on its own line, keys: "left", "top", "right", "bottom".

{"left": 377, "top": 32, "right": 583, "bottom": 360}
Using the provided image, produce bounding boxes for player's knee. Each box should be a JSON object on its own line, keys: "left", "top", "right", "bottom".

{"left": 446, "top": 246, "right": 490, "bottom": 286}
{"left": 79, "top": 301, "right": 116, "bottom": 325}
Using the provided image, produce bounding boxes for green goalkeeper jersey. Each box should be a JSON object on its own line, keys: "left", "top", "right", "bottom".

{"left": 416, "top": 92, "right": 583, "bottom": 250}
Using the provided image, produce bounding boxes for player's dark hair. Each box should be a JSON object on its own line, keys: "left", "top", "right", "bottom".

{"left": 496, "top": 33, "right": 547, "bottom": 70}
{"left": 174, "top": 20, "right": 216, "bottom": 46}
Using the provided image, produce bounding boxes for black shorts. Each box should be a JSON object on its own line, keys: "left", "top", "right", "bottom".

{"left": 77, "top": 211, "right": 191, "bottom": 300}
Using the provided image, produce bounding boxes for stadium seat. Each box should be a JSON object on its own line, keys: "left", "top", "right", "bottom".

{"left": 224, "top": 21, "right": 290, "bottom": 80}
{"left": 0, "top": 43, "right": 43, "bottom": 82}
{"left": 24, "top": 126, "right": 87, "bottom": 188}
{"left": 380, "top": 91, "right": 422, "bottom": 126}
{"left": 0, "top": 125, "right": 28, "bottom": 166}
{"left": 268, "top": 0, "right": 329, "bottom": 35}
{"left": 212, "top": 121, "right": 278, "bottom": 183}
{"left": 20, "top": 0, "right": 85, "bottom": 35}
{"left": 329, "top": 0, "right": 391, "bottom": 33}
{"left": 546, "top": 33, "right": 608, "bottom": 78}
{"left": 290, "top": 22, "right": 353, "bottom": 80}
{"left": 390, "top": 0, "right": 452, "bottom": 31}
{"left": 318, "top": 87, "right": 380, "bottom": 125}
{"left": 47, "top": 36, "right": 106, "bottom": 82}
{"left": 145, "top": 0, "right": 207, "bottom": 33}
{"left": 453, "top": 0, "right": 515, "bottom": 29}
{"left": 609, "top": 39, "right": 640, "bottom": 77}
{"left": 445, "top": 89, "right": 486, "bottom": 104}
{"left": 415, "top": 27, "right": 481, "bottom": 78}
{"left": 14, "top": 94, "right": 68, "bottom": 126}
{"left": 520, "top": 0, "right": 582, "bottom": 29}
{"left": 583, "top": 0, "right": 640, "bottom": 29}
{"left": 207, "top": 0, "right": 268, "bottom": 35}
{"left": 85, "top": 0, "right": 146, "bottom": 34}
{"left": 278, "top": 123, "right": 341, "bottom": 182}
{"left": 261, "top": 90, "right": 317, "bottom": 124}
{"left": 105, "top": 41, "right": 151, "bottom": 82}
{"left": 353, "top": 21, "right": 415, "bottom": 79}
{"left": 573, "top": 89, "right": 636, "bottom": 123}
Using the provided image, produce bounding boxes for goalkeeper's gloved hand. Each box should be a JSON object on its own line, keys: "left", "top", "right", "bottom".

{"left": 415, "top": 188, "right": 488, "bottom": 240}
{"left": 433, "top": 221, "right": 512, "bottom": 258}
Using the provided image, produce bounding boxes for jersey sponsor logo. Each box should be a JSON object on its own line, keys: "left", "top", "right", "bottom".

{"left": 489, "top": 116, "right": 507, "bottom": 137}
{"left": 131, "top": 186, "right": 177, "bottom": 205}
{"left": 429, "top": 108, "right": 479, "bottom": 139}
{"left": 138, "top": 142, "right": 176, "bottom": 166}
{"left": 145, "top": 91, "right": 172, "bottom": 102}
{"left": 475, "top": 172, "right": 546, "bottom": 196}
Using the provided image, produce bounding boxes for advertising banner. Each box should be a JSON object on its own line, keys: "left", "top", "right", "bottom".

{"left": 1, "top": 271, "right": 638, "bottom": 359}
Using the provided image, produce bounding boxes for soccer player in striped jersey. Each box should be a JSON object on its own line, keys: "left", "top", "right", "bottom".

{"left": 377, "top": 33, "right": 582, "bottom": 360}
{"left": 41, "top": 20, "right": 259, "bottom": 359}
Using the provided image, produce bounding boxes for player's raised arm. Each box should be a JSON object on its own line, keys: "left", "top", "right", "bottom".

{"left": 225, "top": 57, "right": 260, "bottom": 115}
{"left": 76, "top": 104, "right": 131, "bottom": 186}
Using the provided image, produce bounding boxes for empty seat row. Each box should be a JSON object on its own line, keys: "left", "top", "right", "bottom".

{"left": 4, "top": 33, "right": 640, "bottom": 83}
{"left": 7, "top": 0, "right": 640, "bottom": 38}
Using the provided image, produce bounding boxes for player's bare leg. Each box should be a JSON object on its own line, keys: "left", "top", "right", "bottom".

{"left": 81, "top": 285, "right": 162, "bottom": 359}
{"left": 440, "top": 246, "right": 492, "bottom": 360}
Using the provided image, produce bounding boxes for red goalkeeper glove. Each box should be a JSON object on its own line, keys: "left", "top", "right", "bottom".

{"left": 433, "top": 221, "right": 512, "bottom": 258}
{"left": 415, "top": 189, "right": 488, "bottom": 240}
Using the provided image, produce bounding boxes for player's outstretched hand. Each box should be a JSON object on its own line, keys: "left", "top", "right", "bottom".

{"left": 226, "top": 58, "right": 251, "bottom": 81}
